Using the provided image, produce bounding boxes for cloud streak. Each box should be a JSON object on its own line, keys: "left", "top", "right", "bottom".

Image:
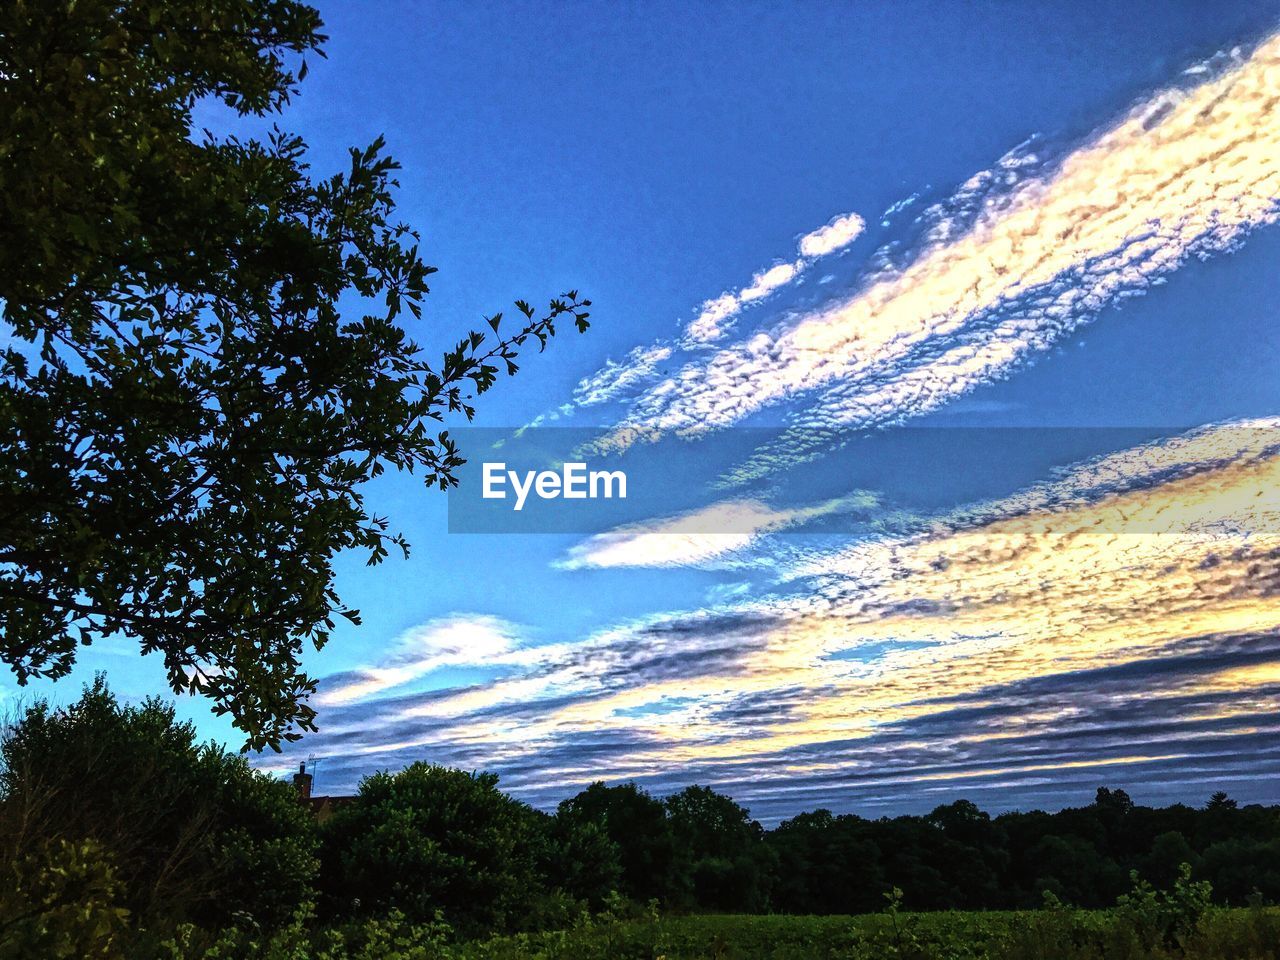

{"left": 265, "top": 37, "right": 1280, "bottom": 818}
{"left": 596, "top": 37, "right": 1280, "bottom": 468}
{"left": 684, "top": 212, "right": 866, "bottom": 344}
{"left": 316, "top": 615, "right": 521, "bottom": 706}
{"left": 283, "top": 421, "right": 1280, "bottom": 815}
{"left": 518, "top": 209, "right": 867, "bottom": 432}
{"left": 557, "top": 492, "right": 877, "bottom": 570}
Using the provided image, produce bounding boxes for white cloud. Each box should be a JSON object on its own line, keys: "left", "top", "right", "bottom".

{"left": 571, "top": 344, "right": 673, "bottom": 409}
{"left": 598, "top": 36, "right": 1280, "bottom": 456}
{"left": 739, "top": 260, "right": 803, "bottom": 302}
{"left": 683, "top": 294, "right": 741, "bottom": 345}
{"left": 316, "top": 615, "right": 521, "bottom": 706}
{"left": 798, "top": 212, "right": 867, "bottom": 258}
{"left": 682, "top": 212, "right": 865, "bottom": 345}
{"left": 517, "top": 206, "right": 866, "bottom": 428}
{"left": 307, "top": 421, "right": 1280, "bottom": 793}
{"left": 558, "top": 492, "right": 876, "bottom": 570}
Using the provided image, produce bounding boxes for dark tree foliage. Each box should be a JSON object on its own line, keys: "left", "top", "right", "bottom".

{"left": 665, "top": 785, "right": 775, "bottom": 912}
{"left": 542, "top": 810, "right": 623, "bottom": 909}
{"left": 554, "top": 781, "right": 680, "bottom": 906}
{"left": 761, "top": 786, "right": 1280, "bottom": 913}
{"left": 318, "top": 762, "right": 547, "bottom": 936}
{"left": 768, "top": 809, "right": 886, "bottom": 915}
{"left": 0, "top": 677, "right": 317, "bottom": 932}
{"left": 539, "top": 780, "right": 1280, "bottom": 916}
{"left": 8, "top": 682, "right": 1280, "bottom": 945}
{"left": 0, "top": 0, "right": 589, "bottom": 750}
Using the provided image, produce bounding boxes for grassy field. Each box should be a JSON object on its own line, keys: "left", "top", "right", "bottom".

{"left": 445, "top": 909, "right": 1280, "bottom": 960}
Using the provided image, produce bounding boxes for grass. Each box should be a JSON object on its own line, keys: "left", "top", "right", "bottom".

{"left": 446, "top": 908, "right": 1280, "bottom": 960}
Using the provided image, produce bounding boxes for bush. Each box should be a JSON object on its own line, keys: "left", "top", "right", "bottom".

{"left": 1113, "top": 863, "right": 1213, "bottom": 952}
{"left": 0, "top": 678, "right": 318, "bottom": 934}
{"left": 0, "top": 839, "right": 128, "bottom": 960}
{"left": 319, "top": 763, "right": 547, "bottom": 936}
{"left": 150, "top": 909, "right": 453, "bottom": 960}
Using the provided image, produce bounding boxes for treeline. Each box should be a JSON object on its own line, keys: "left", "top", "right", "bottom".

{"left": 2, "top": 682, "right": 1278, "bottom": 957}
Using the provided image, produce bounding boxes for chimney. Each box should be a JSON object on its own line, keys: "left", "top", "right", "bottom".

{"left": 292, "top": 762, "right": 313, "bottom": 801}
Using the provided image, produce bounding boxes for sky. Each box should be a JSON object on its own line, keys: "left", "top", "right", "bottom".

{"left": 12, "top": 0, "right": 1280, "bottom": 821}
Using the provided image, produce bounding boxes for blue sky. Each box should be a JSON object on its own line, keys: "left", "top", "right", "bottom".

{"left": 13, "top": 1, "right": 1280, "bottom": 820}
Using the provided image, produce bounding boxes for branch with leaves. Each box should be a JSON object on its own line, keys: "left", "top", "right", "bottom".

{"left": 0, "top": 0, "right": 591, "bottom": 749}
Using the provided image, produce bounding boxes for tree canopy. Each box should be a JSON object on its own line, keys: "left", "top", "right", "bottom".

{"left": 318, "top": 763, "right": 548, "bottom": 936}
{"left": 0, "top": 677, "right": 317, "bottom": 932}
{"left": 0, "top": 0, "right": 588, "bottom": 749}
{"left": 4, "top": 684, "right": 1280, "bottom": 953}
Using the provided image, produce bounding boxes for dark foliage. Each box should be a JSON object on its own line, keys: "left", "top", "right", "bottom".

{"left": 3, "top": 681, "right": 1280, "bottom": 955}
{"left": 539, "top": 808, "right": 623, "bottom": 909}
{"left": 554, "top": 781, "right": 680, "bottom": 905}
{"left": 318, "top": 762, "right": 548, "bottom": 937}
{"left": 0, "top": 0, "right": 589, "bottom": 751}
{"left": 761, "top": 787, "right": 1280, "bottom": 912}
{"left": 540, "top": 781, "right": 1280, "bottom": 916}
{"left": 0, "top": 678, "right": 318, "bottom": 936}
{"left": 665, "top": 785, "right": 776, "bottom": 912}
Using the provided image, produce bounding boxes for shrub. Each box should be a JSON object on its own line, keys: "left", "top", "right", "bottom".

{"left": 319, "top": 763, "right": 546, "bottom": 936}
{"left": 0, "top": 839, "right": 128, "bottom": 960}
{"left": 1113, "top": 863, "right": 1213, "bottom": 952}
{"left": 0, "top": 678, "right": 318, "bottom": 934}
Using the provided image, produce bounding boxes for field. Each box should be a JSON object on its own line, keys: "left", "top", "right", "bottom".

{"left": 443, "top": 909, "right": 1280, "bottom": 960}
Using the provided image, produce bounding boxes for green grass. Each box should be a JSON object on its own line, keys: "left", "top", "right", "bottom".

{"left": 448, "top": 908, "right": 1280, "bottom": 960}
{"left": 156, "top": 903, "right": 1280, "bottom": 959}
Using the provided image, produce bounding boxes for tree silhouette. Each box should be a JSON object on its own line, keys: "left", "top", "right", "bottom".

{"left": 0, "top": 0, "right": 588, "bottom": 748}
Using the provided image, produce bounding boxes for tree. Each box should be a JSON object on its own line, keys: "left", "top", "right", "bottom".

{"left": 1095, "top": 787, "right": 1136, "bottom": 817}
{"left": 1200, "top": 838, "right": 1280, "bottom": 904}
{"left": 923, "top": 800, "right": 1008, "bottom": 908}
{"left": 768, "top": 809, "right": 886, "bottom": 915}
{"left": 0, "top": 678, "right": 317, "bottom": 933}
{"left": 1143, "top": 831, "right": 1199, "bottom": 890}
{"left": 544, "top": 812, "right": 623, "bottom": 909}
{"left": 664, "top": 785, "right": 773, "bottom": 911}
{"left": 0, "top": 0, "right": 589, "bottom": 750}
{"left": 318, "top": 763, "right": 546, "bottom": 936}
{"left": 1027, "top": 834, "right": 1125, "bottom": 908}
{"left": 1206, "top": 791, "right": 1238, "bottom": 812}
{"left": 556, "top": 782, "right": 678, "bottom": 905}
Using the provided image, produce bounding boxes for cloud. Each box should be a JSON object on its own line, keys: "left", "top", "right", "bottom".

{"left": 267, "top": 38, "right": 1280, "bottom": 815}
{"left": 596, "top": 37, "right": 1280, "bottom": 459}
{"left": 683, "top": 212, "right": 865, "bottom": 344}
{"left": 739, "top": 260, "right": 803, "bottom": 303}
{"left": 557, "top": 492, "right": 877, "bottom": 570}
{"left": 286, "top": 421, "right": 1280, "bottom": 814}
{"left": 316, "top": 615, "right": 521, "bottom": 706}
{"left": 567, "top": 344, "right": 673, "bottom": 410}
{"left": 521, "top": 208, "right": 867, "bottom": 433}
{"left": 684, "top": 261, "right": 807, "bottom": 344}
{"left": 798, "top": 212, "right": 869, "bottom": 258}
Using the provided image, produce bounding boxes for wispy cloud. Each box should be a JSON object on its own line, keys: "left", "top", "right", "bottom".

{"left": 684, "top": 212, "right": 865, "bottom": 344}
{"left": 289, "top": 422, "right": 1280, "bottom": 813}
{"left": 270, "top": 36, "right": 1280, "bottom": 817}
{"left": 518, "top": 209, "right": 866, "bottom": 432}
{"left": 316, "top": 615, "right": 522, "bottom": 706}
{"left": 596, "top": 37, "right": 1280, "bottom": 466}
{"left": 798, "top": 212, "right": 868, "bottom": 258}
{"left": 683, "top": 212, "right": 867, "bottom": 345}
{"left": 557, "top": 492, "right": 876, "bottom": 570}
